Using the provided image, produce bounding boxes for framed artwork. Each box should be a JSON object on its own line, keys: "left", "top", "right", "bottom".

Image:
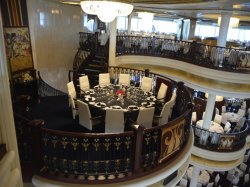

{"left": 4, "top": 27, "right": 33, "bottom": 73}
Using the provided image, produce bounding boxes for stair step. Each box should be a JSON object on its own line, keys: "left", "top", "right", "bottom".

{"left": 95, "top": 55, "right": 107, "bottom": 59}
{"left": 87, "top": 64, "right": 105, "bottom": 69}
{"left": 84, "top": 68, "right": 103, "bottom": 73}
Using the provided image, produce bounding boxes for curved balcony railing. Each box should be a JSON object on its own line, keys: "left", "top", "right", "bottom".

{"left": 192, "top": 122, "right": 249, "bottom": 152}
{"left": 14, "top": 66, "right": 193, "bottom": 184}
{"left": 116, "top": 35, "right": 250, "bottom": 74}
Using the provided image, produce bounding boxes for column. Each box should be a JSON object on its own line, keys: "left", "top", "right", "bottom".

{"left": 109, "top": 18, "right": 117, "bottom": 67}
{"left": 0, "top": 9, "right": 23, "bottom": 187}
{"left": 127, "top": 14, "right": 132, "bottom": 35}
{"left": 203, "top": 93, "right": 216, "bottom": 129}
{"left": 188, "top": 19, "right": 196, "bottom": 40}
{"left": 217, "top": 13, "right": 231, "bottom": 47}
{"left": 189, "top": 166, "right": 201, "bottom": 187}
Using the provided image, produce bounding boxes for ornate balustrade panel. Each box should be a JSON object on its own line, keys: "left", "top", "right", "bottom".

{"left": 116, "top": 35, "right": 250, "bottom": 72}
{"left": 142, "top": 108, "right": 192, "bottom": 170}
{"left": 41, "top": 129, "right": 135, "bottom": 181}
{"left": 192, "top": 122, "right": 249, "bottom": 152}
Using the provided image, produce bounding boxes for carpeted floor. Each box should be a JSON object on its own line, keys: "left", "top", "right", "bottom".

{"left": 28, "top": 95, "right": 89, "bottom": 132}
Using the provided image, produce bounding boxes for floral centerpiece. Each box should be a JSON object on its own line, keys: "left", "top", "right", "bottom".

{"left": 116, "top": 89, "right": 125, "bottom": 96}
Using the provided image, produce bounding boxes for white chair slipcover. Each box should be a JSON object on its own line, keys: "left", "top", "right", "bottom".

{"left": 157, "top": 83, "right": 168, "bottom": 101}
{"left": 79, "top": 75, "right": 90, "bottom": 92}
{"left": 99, "top": 73, "right": 110, "bottom": 87}
{"left": 141, "top": 77, "right": 153, "bottom": 92}
{"left": 105, "top": 108, "right": 124, "bottom": 133}
{"left": 118, "top": 73, "right": 130, "bottom": 86}
{"left": 136, "top": 107, "right": 155, "bottom": 128}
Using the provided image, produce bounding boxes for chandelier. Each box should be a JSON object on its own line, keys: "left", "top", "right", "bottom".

{"left": 218, "top": 17, "right": 240, "bottom": 28}
{"left": 80, "top": 1, "right": 133, "bottom": 23}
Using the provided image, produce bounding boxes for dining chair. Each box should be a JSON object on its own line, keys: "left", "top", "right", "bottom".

{"left": 221, "top": 113, "right": 228, "bottom": 125}
{"left": 197, "top": 183, "right": 202, "bottom": 187}
{"left": 179, "top": 178, "right": 187, "bottom": 187}
{"left": 105, "top": 108, "right": 124, "bottom": 133}
{"left": 79, "top": 75, "right": 90, "bottom": 92}
{"left": 67, "top": 81, "right": 76, "bottom": 100}
{"left": 221, "top": 105, "right": 226, "bottom": 114}
{"left": 157, "top": 83, "right": 168, "bottom": 101}
{"left": 77, "top": 100, "right": 102, "bottom": 131}
{"left": 136, "top": 107, "right": 155, "bottom": 128}
{"left": 206, "top": 182, "right": 214, "bottom": 187}
{"left": 237, "top": 117, "right": 246, "bottom": 128}
{"left": 239, "top": 163, "right": 247, "bottom": 173}
{"left": 118, "top": 73, "right": 130, "bottom": 86}
{"left": 214, "top": 114, "right": 222, "bottom": 125}
{"left": 153, "top": 100, "right": 172, "bottom": 126}
{"left": 191, "top": 112, "right": 197, "bottom": 124}
{"left": 244, "top": 173, "right": 249, "bottom": 184}
{"left": 215, "top": 107, "right": 220, "bottom": 115}
{"left": 214, "top": 173, "right": 220, "bottom": 186}
{"left": 224, "top": 122, "right": 231, "bottom": 132}
{"left": 237, "top": 108, "right": 245, "bottom": 117}
{"left": 140, "top": 76, "right": 153, "bottom": 92}
{"left": 69, "top": 94, "right": 78, "bottom": 119}
{"left": 99, "top": 73, "right": 110, "bottom": 87}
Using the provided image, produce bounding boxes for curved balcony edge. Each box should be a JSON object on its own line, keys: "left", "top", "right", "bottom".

{"left": 32, "top": 128, "right": 193, "bottom": 187}
{"left": 115, "top": 55, "right": 250, "bottom": 98}
{"left": 192, "top": 144, "right": 246, "bottom": 162}
{"left": 190, "top": 154, "right": 244, "bottom": 172}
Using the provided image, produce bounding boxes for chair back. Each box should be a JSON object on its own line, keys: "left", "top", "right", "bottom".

{"left": 224, "top": 122, "right": 231, "bottom": 132}
{"left": 215, "top": 107, "right": 219, "bottom": 115}
{"left": 137, "top": 107, "right": 155, "bottom": 128}
{"left": 206, "top": 182, "right": 214, "bottom": 187}
{"left": 214, "top": 114, "right": 222, "bottom": 124}
{"left": 105, "top": 109, "right": 124, "bottom": 133}
{"left": 192, "top": 112, "right": 197, "bottom": 124}
{"left": 118, "top": 74, "right": 130, "bottom": 86}
{"left": 237, "top": 117, "right": 246, "bottom": 128}
{"left": 99, "top": 73, "right": 110, "bottom": 87}
{"left": 238, "top": 108, "right": 245, "bottom": 117}
{"left": 159, "top": 101, "right": 172, "bottom": 125}
{"left": 79, "top": 75, "right": 90, "bottom": 92}
{"left": 221, "top": 113, "right": 228, "bottom": 125}
{"left": 77, "top": 100, "right": 93, "bottom": 130}
{"left": 141, "top": 77, "right": 153, "bottom": 92}
{"left": 157, "top": 83, "right": 168, "bottom": 100}
{"left": 69, "top": 94, "right": 77, "bottom": 119}
{"left": 67, "top": 81, "right": 76, "bottom": 99}
{"left": 222, "top": 105, "right": 226, "bottom": 114}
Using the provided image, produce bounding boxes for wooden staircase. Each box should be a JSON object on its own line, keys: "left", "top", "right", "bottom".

{"left": 70, "top": 32, "right": 109, "bottom": 87}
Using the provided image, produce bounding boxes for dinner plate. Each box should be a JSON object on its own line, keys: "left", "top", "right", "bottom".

{"left": 147, "top": 96, "right": 156, "bottom": 101}
{"left": 141, "top": 102, "right": 155, "bottom": 107}
{"left": 128, "top": 105, "right": 139, "bottom": 111}
{"left": 111, "top": 105, "right": 122, "bottom": 109}
{"left": 144, "top": 92, "right": 153, "bottom": 96}
{"left": 95, "top": 102, "right": 106, "bottom": 108}
{"left": 85, "top": 97, "right": 96, "bottom": 101}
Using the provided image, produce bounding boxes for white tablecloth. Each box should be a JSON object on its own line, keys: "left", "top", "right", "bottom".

{"left": 224, "top": 112, "right": 240, "bottom": 123}
{"left": 196, "top": 120, "right": 224, "bottom": 133}
{"left": 187, "top": 167, "right": 210, "bottom": 185}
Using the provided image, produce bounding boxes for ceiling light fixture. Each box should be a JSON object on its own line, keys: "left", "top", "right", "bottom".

{"left": 80, "top": 1, "right": 133, "bottom": 23}
{"left": 218, "top": 17, "right": 240, "bottom": 28}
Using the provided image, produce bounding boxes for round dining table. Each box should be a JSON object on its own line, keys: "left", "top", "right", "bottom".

{"left": 80, "top": 84, "right": 157, "bottom": 112}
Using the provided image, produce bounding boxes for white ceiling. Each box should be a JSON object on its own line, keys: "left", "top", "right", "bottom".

{"left": 57, "top": 0, "right": 250, "bottom": 23}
